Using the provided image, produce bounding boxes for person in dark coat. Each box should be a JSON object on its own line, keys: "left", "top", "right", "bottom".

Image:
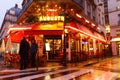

{"left": 30, "top": 39, "right": 38, "bottom": 68}
{"left": 19, "top": 37, "right": 30, "bottom": 70}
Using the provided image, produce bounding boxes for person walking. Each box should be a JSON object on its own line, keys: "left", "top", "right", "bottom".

{"left": 19, "top": 37, "right": 30, "bottom": 70}
{"left": 30, "top": 39, "right": 38, "bottom": 68}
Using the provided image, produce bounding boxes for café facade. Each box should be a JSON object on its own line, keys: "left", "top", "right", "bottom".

{"left": 5, "top": 0, "right": 106, "bottom": 62}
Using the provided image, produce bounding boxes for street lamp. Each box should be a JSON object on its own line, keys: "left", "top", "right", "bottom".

{"left": 62, "top": 12, "right": 69, "bottom": 66}
{"left": 62, "top": 29, "right": 67, "bottom": 66}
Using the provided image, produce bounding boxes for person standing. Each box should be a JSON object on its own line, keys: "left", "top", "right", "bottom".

{"left": 19, "top": 37, "right": 30, "bottom": 70}
{"left": 30, "top": 39, "right": 38, "bottom": 68}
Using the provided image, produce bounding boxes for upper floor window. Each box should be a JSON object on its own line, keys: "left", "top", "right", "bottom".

{"left": 9, "top": 16, "right": 17, "bottom": 22}
{"left": 10, "top": 10, "right": 15, "bottom": 15}
{"left": 117, "top": 5, "right": 120, "bottom": 10}
{"left": 105, "top": 15, "right": 109, "bottom": 23}
{"left": 104, "top": 7, "right": 108, "bottom": 13}
{"left": 87, "top": 2, "right": 91, "bottom": 17}
{"left": 116, "top": 30, "right": 120, "bottom": 36}
{"left": 117, "top": 0, "right": 120, "bottom": 2}
{"left": 5, "top": 14, "right": 10, "bottom": 20}
{"left": 73, "top": 0, "right": 84, "bottom": 6}
{"left": 118, "top": 14, "right": 120, "bottom": 25}
{"left": 98, "top": 14, "right": 101, "bottom": 24}
{"left": 92, "top": 7, "right": 96, "bottom": 21}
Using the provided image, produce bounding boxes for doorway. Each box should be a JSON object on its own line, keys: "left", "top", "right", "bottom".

{"left": 44, "top": 35, "right": 62, "bottom": 61}
{"left": 117, "top": 42, "right": 120, "bottom": 56}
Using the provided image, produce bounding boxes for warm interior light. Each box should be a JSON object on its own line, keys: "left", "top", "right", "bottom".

{"left": 47, "top": 9, "right": 57, "bottom": 12}
{"left": 65, "top": 29, "right": 68, "bottom": 33}
{"left": 105, "top": 25, "right": 110, "bottom": 33}
{"left": 71, "top": 9, "right": 74, "bottom": 11}
{"left": 7, "top": 27, "right": 31, "bottom": 34}
{"left": 45, "top": 43, "right": 50, "bottom": 51}
{"left": 111, "top": 37, "right": 120, "bottom": 41}
{"left": 97, "top": 27, "right": 100, "bottom": 30}
{"left": 65, "top": 26, "right": 106, "bottom": 42}
{"left": 9, "top": 27, "right": 31, "bottom": 31}
{"left": 92, "top": 23, "right": 95, "bottom": 26}
{"left": 39, "top": 16, "right": 65, "bottom": 21}
{"left": 85, "top": 20, "right": 90, "bottom": 23}
{"left": 76, "top": 13, "right": 82, "bottom": 18}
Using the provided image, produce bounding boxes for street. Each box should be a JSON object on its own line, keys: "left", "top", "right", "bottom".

{"left": 0, "top": 57, "right": 120, "bottom": 80}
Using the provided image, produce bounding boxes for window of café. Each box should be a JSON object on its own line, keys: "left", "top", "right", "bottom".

{"left": 81, "top": 37, "right": 89, "bottom": 54}
{"left": 44, "top": 35, "right": 62, "bottom": 60}
{"left": 89, "top": 39, "right": 94, "bottom": 58}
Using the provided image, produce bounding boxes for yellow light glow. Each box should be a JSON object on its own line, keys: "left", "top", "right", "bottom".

{"left": 65, "top": 29, "right": 68, "bottom": 33}
{"left": 92, "top": 23, "right": 95, "bottom": 26}
{"left": 46, "top": 16, "right": 50, "bottom": 21}
{"left": 66, "top": 26, "right": 106, "bottom": 42}
{"left": 51, "top": 16, "right": 54, "bottom": 21}
{"left": 39, "top": 16, "right": 64, "bottom": 21}
{"left": 47, "top": 9, "right": 57, "bottom": 12}
{"left": 111, "top": 37, "right": 120, "bottom": 41}
{"left": 61, "top": 16, "right": 65, "bottom": 21}
{"left": 38, "top": 8, "right": 40, "bottom": 11}
{"left": 71, "top": 9, "right": 73, "bottom": 11}
{"left": 45, "top": 43, "right": 50, "bottom": 51}
{"left": 38, "top": 23, "right": 64, "bottom": 30}
{"left": 54, "top": 16, "right": 57, "bottom": 21}
{"left": 39, "top": 16, "right": 43, "bottom": 21}
{"left": 97, "top": 27, "right": 100, "bottom": 30}
{"left": 76, "top": 13, "right": 82, "bottom": 18}
{"left": 106, "top": 27, "right": 110, "bottom": 31}
{"left": 44, "top": 75, "right": 51, "bottom": 80}
{"left": 7, "top": 27, "right": 31, "bottom": 34}
{"left": 85, "top": 20, "right": 90, "bottom": 23}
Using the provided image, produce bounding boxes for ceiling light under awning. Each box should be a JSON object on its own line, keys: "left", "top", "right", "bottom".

{"left": 65, "top": 25, "right": 106, "bottom": 42}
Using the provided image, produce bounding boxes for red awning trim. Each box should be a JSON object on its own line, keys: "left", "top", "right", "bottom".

{"left": 66, "top": 25, "right": 106, "bottom": 42}
{"left": 24, "top": 30, "right": 63, "bottom": 35}
{"left": 5, "top": 31, "right": 24, "bottom": 43}
{"left": 8, "top": 24, "right": 32, "bottom": 34}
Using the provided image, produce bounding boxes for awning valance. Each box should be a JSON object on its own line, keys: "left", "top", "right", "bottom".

{"left": 24, "top": 30, "right": 63, "bottom": 35}
{"left": 5, "top": 31, "right": 24, "bottom": 43}
{"left": 66, "top": 22, "right": 106, "bottom": 42}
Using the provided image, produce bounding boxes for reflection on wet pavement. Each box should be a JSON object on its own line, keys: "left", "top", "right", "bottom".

{"left": 0, "top": 57, "right": 120, "bottom": 80}
{"left": 92, "top": 58, "right": 120, "bottom": 72}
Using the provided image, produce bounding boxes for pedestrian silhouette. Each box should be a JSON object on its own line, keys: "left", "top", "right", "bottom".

{"left": 30, "top": 39, "right": 38, "bottom": 68}
{"left": 19, "top": 37, "right": 30, "bottom": 70}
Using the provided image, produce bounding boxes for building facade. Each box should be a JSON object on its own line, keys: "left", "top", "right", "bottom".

{"left": 105, "top": 0, "right": 120, "bottom": 56}
{"left": 5, "top": 0, "right": 107, "bottom": 62}
{"left": 0, "top": 4, "right": 21, "bottom": 40}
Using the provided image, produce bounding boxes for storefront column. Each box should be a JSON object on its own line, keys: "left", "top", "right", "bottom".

{"left": 67, "top": 36, "right": 71, "bottom": 61}
{"left": 93, "top": 39, "right": 96, "bottom": 55}
{"left": 98, "top": 41, "right": 101, "bottom": 55}
{"left": 35, "top": 35, "right": 44, "bottom": 56}
{"left": 112, "top": 42, "right": 117, "bottom": 56}
{"left": 80, "top": 34, "right": 83, "bottom": 52}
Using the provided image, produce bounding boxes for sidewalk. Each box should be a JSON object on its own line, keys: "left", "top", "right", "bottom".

{"left": 35, "top": 57, "right": 111, "bottom": 68}
{"left": 0, "top": 57, "right": 112, "bottom": 69}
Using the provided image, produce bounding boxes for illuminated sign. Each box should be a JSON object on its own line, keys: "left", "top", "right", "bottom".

{"left": 32, "top": 22, "right": 64, "bottom": 30}
{"left": 39, "top": 16, "right": 65, "bottom": 21}
{"left": 111, "top": 37, "right": 120, "bottom": 41}
{"left": 45, "top": 43, "right": 50, "bottom": 51}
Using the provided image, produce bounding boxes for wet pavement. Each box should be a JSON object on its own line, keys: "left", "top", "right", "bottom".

{"left": 0, "top": 56, "right": 120, "bottom": 80}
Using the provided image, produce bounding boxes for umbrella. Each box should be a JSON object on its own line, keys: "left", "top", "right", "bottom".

{"left": 0, "top": 39, "right": 5, "bottom": 52}
{"left": 5, "top": 36, "right": 12, "bottom": 53}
